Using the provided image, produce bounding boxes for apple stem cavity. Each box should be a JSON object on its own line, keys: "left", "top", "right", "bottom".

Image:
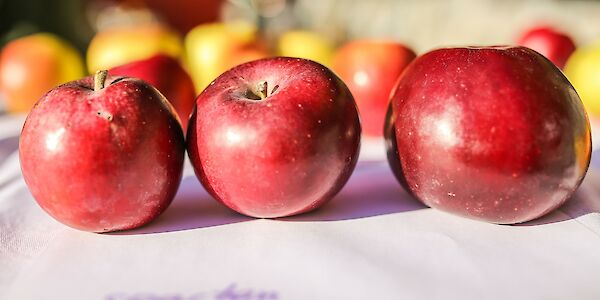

{"left": 257, "top": 81, "right": 268, "bottom": 99}
{"left": 244, "top": 81, "right": 280, "bottom": 101}
{"left": 94, "top": 70, "right": 109, "bottom": 91}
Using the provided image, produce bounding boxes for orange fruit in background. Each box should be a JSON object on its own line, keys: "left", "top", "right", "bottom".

{"left": 0, "top": 32, "right": 85, "bottom": 113}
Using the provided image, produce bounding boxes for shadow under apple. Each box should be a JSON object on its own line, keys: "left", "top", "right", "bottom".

{"left": 115, "top": 156, "right": 600, "bottom": 234}
{"left": 111, "top": 176, "right": 252, "bottom": 235}
{"left": 116, "top": 161, "right": 426, "bottom": 234}
{"left": 0, "top": 136, "right": 19, "bottom": 164}
{"left": 283, "top": 161, "right": 427, "bottom": 222}
{"left": 0, "top": 137, "right": 22, "bottom": 190}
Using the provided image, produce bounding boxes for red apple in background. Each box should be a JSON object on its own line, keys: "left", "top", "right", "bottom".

{"left": 187, "top": 57, "right": 361, "bottom": 218}
{"left": 141, "top": 0, "right": 223, "bottom": 33}
{"left": 110, "top": 54, "right": 196, "bottom": 130}
{"left": 332, "top": 40, "right": 416, "bottom": 136}
{"left": 385, "top": 46, "right": 591, "bottom": 224}
{"left": 19, "top": 70, "right": 185, "bottom": 232}
{"left": 517, "top": 26, "right": 576, "bottom": 69}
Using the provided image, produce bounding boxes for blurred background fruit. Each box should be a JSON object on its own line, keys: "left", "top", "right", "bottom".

{"left": 517, "top": 25, "right": 576, "bottom": 69}
{"left": 184, "top": 20, "right": 268, "bottom": 92}
{"left": 109, "top": 54, "right": 196, "bottom": 130}
{"left": 0, "top": 33, "right": 85, "bottom": 112}
{"left": 2, "top": 0, "right": 600, "bottom": 117}
{"left": 140, "top": 0, "right": 223, "bottom": 33}
{"left": 332, "top": 40, "right": 416, "bottom": 137}
{"left": 564, "top": 42, "right": 600, "bottom": 118}
{"left": 276, "top": 30, "right": 335, "bottom": 66}
{"left": 86, "top": 23, "right": 183, "bottom": 73}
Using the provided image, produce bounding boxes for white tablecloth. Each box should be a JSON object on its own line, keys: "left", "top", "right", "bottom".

{"left": 2, "top": 114, "right": 600, "bottom": 300}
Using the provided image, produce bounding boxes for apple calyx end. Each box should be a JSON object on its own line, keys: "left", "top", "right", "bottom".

{"left": 94, "top": 70, "right": 109, "bottom": 91}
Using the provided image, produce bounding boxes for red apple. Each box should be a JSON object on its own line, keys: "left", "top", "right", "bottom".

{"left": 19, "top": 70, "right": 185, "bottom": 232}
{"left": 332, "top": 40, "right": 416, "bottom": 136}
{"left": 109, "top": 54, "right": 196, "bottom": 130}
{"left": 385, "top": 46, "right": 591, "bottom": 224}
{"left": 517, "top": 26, "right": 576, "bottom": 69}
{"left": 187, "top": 57, "right": 361, "bottom": 218}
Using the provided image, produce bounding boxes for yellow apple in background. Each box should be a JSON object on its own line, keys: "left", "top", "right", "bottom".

{"left": 0, "top": 33, "right": 85, "bottom": 113}
{"left": 564, "top": 42, "right": 600, "bottom": 117}
{"left": 276, "top": 30, "right": 335, "bottom": 67}
{"left": 86, "top": 23, "right": 183, "bottom": 73}
{"left": 185, "top": 20, "right": 268, "bottom": 92}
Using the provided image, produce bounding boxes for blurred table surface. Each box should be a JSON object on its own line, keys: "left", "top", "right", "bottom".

{"left": 1, "top": 113, "right": 600, "bottom": 300}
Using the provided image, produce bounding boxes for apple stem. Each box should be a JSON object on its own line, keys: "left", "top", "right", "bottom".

{"left": 257, "top": 81, "right": 268, "bottom": 99}
{"left": 94, "top": 70, "right": 108, "bottom": 91}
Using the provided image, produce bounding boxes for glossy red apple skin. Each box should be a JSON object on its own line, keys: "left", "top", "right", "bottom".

{"left": 333, "top": 40, "right": 416, "bottom": 136}
{"left": 109, "top": 54, "right": 196, "bottom": 130}
{"left": 385, "top": 46, "right": 591, "bottom": 224}
{"left": 187, "top": 57, "right": 361, "bottom": 218}
{"left": 19, "top": 73, "right": 185, "bottom": 232}
{"left": 517, "top": 26, "right": 576, "bottom": 69}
